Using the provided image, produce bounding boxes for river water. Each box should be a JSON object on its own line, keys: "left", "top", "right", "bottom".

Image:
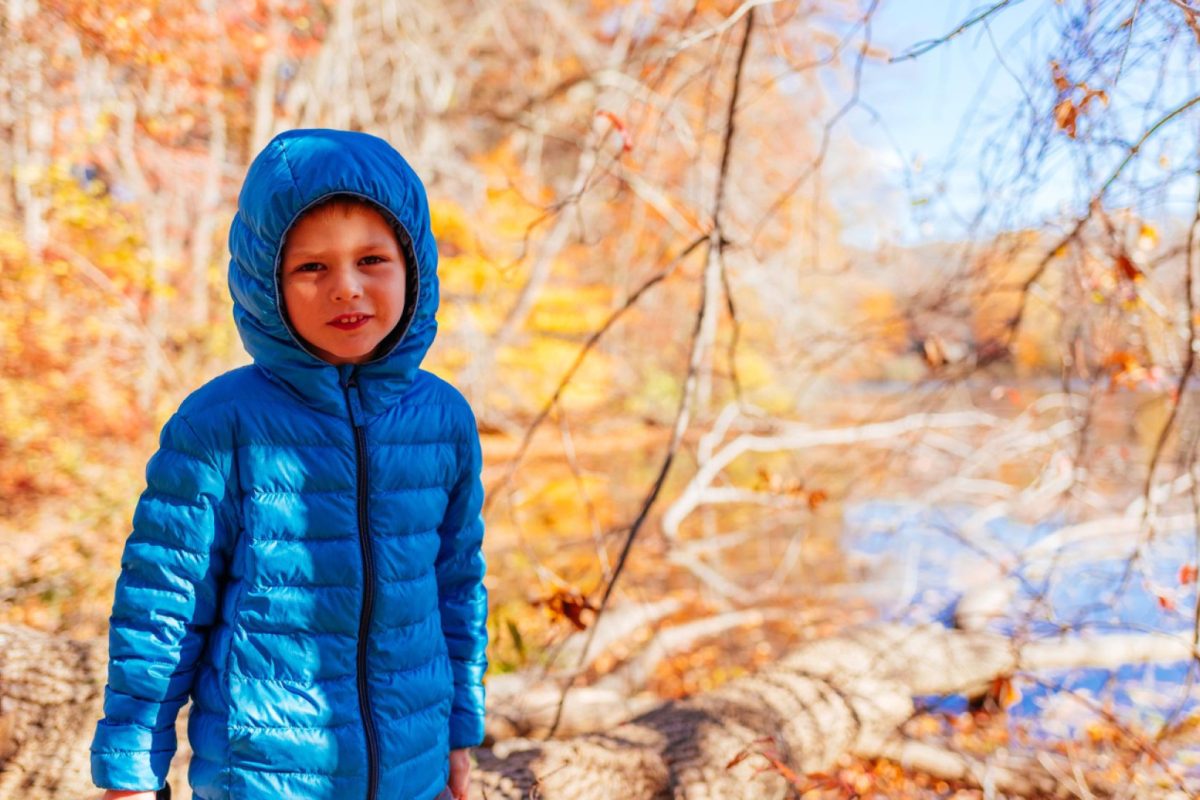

{"left": 843, "top": 499, "right": 1200, "bottom": 773}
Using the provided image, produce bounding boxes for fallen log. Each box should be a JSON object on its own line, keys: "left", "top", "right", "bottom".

{"left": 474, "top": 624, "right": 1196, "bottom": 799}
{"left": 0, "top": 625, "right": 105, "bottom": 799}
{"left": 1, "top": 623, "right": 1194, "bottom": 799}
{"left": 488, "top": 606, "right": 796, "bottom": 739}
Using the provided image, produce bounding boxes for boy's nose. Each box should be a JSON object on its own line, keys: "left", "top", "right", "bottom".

{"left": 330, "top": 267, "right": 363, "bottom": 300}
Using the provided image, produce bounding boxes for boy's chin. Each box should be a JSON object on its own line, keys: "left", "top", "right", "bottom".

{"left": 295, "top": 329, "right": 392, "bottom": 366}
{"left": 306, "top": 342, "right": 377, "bottom": 366}
{"left": 326, "top": 351, "right": 373, "bottom": 366}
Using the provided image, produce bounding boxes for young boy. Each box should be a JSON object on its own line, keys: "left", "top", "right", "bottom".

{"left": 90, "top": 129, "right": 488, "bottom": 800}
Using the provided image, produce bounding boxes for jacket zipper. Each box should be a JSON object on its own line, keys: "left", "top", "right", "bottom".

{"left": 344, "top": 374, "right": 379, "bottom": 800}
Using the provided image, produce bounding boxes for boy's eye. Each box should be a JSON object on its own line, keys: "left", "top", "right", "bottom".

{"left": 290, "top": 256, "right": 387, "bottom": 273}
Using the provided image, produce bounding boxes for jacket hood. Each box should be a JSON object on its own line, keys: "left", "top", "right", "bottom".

{"left": 228, "top": 128, "right": 439, "bottom": 418}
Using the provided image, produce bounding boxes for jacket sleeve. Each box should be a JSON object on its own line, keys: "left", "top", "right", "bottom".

{"left": 435, "top": 415, "right": 489, "bottom": 749}
{"left": 90, "top": 412, "right": 233, "bottom": 790}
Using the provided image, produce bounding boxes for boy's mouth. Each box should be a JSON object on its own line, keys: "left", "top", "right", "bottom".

{"left": 328, "top": 313, "right": 373, "bottom": 330}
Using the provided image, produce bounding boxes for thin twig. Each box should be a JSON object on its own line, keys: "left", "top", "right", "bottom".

{"left": 542, "top": 234, "right": 717, "bottom": 739}
{"left": 482, "top": 234, "right": 706, "bottom": 515}
{"left": 542, "top": 9, "right": 758, "bottom": 739}
{"left": 1110, "top": 169, "right": 1200, "bottom": 603}
{"left": 890, "top": 0, "right": 1019, "bottom": 63}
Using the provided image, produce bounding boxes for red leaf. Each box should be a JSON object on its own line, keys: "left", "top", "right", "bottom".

{"left": 595, "top": 110, "right": 634, "bottom": 152}
{"left": 1115, "top": 252, "right": 1143, "bottom": 282}
{"left": 1179, "top": 564, "right": 1198, "bottom": 586}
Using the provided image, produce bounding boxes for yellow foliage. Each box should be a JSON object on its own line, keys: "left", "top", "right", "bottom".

{"left": 471, "top": 145, "right": 551, "bottom": 242}
{"left": 528, "top": 285, "right": 613, "bottom": 336}
{"left": 0, "top": 155, "right": 234, "bottom": 515}
{"left": 623, "top": 364, "right": 682, "bottom": 419}
{"left": 440, "top": 253, "right": 497, "bottom": 295}
{"left": 429, "top": 198, "right": 473, "bottom": 253}
{"left": 518, "top": 474, "right": 615, "bottom": 532}
{"left": 858, "top": 290, "right": 909, "bottom": 350}
{"left": 495, "top": 337, "right": 615, "bottom": 413}
{"left": 730, "top": 348, "right": 776, "bottom": 390}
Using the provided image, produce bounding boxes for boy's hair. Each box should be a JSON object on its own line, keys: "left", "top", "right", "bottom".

{"left": 300, "top": 193, "right": 379, "bottom": 221}
{"left": 286, "top": 194, "right": 413, "bottom": 258}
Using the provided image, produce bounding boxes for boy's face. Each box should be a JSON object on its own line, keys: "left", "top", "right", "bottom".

{"left": 281, "top": 203, "right": 408, "bottom": 365}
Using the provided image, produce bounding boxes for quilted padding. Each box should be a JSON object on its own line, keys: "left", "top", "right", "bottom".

{"left": 91, "top": 129, "right": 488, "bottom": 800}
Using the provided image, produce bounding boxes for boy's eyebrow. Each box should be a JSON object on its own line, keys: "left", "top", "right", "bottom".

{"left": 285, "top": 239, "right": 399, "bottom": 260}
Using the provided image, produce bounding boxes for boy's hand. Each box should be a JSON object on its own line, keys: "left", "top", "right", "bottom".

{"left": 447, "top": 747, "right": 472, "bottom": 800}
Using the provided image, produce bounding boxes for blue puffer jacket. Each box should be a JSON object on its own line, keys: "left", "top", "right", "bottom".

{"left": 90, "top": 129, "right": 488, "bottom": 800}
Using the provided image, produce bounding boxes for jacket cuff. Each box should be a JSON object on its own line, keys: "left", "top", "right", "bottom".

{"left": 448, "top": 707, "right": 486, "bottom": 749}
{"left": 91, "top": 722, "right": 174, "bottom": 791}
{"left": 91, "top": 751, "right": 171, "bottom": 792}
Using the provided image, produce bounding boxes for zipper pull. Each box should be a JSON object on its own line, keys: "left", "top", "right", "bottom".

{"left": 346, "top": 376, "right": 364, "bottom": 426}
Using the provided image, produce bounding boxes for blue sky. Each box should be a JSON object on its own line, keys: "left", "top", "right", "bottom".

{"left": 825, "top": 0, "right": 1200, "bottom": 246}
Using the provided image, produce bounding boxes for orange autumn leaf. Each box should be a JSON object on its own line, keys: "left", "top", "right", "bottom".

{"left": 1050, "top": 60, "right": 1108, "bottom": 139}
{"left": 754, "top": 468, "right": 808, "bottom": 497}
{"left": 1051, "top": 59, "right": 1071, "bottom": 93}
{"left": 1054, "top": 98, "right": 1079, "bottom": 138}
{"left": 989, "top": 675, "right": 1023, "bottom": 709}
{"left": 1105, "top": 351, "right": 1149, "bottom": 390}
{"left": 534, "top": 586, "right": 596, "bottom": 631}
{"left": 753, "top": 466, "right": 772, "bottom": 491}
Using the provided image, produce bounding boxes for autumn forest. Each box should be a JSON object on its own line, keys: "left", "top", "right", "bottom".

{"left": 3, "top": 0, "right": 1200, "bottom": 798}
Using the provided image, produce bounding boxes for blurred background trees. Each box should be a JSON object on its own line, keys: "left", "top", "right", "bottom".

{"left": 3, "top": 0, "right": 1200, "bottom": 795}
